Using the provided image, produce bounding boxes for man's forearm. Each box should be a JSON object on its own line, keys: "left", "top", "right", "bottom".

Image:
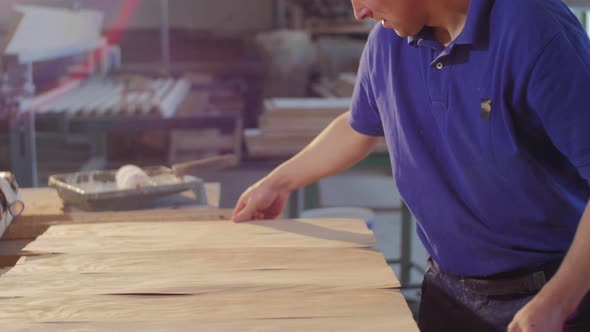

{"left": 537, "top": 199, "right": 590, "bottom": 313}
{"left": 264, "top": 111, "right": 379, "bottom": 192}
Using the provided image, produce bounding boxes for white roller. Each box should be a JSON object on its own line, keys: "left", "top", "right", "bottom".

{"left": 115, "top": 165, "right": 154, "bottom": 190}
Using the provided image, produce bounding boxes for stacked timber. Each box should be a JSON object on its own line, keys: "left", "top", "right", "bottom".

{"left": 246, "top": 98, "right": 349, "bottom": 157}
{"left": 260, "top": 98, "right": 350, "bottom": 135}
{"left": 246, "top": 96, "right": 387, "bottom": 158}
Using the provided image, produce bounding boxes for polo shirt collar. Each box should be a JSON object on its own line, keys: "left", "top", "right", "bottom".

{"left": 407, "top": 0, "right": 493, "bottom": 47}
{"left": 455, "top": 0, "right": 493, "bottom": 46}
{"left": 407, "top": 27, "right": 439, "bottom": 49}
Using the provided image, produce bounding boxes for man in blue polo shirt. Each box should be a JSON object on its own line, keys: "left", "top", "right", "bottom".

{"left": 233, "top": 0, "right": 590, "bottom": 330}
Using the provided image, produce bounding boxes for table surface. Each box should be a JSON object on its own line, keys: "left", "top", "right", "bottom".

{"left": 0, "top": 185, "right": 418, "bottom": 331}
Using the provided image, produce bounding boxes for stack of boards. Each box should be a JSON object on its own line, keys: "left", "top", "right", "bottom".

{"left": 0, "top": 215, "right": 417, "bottom": 331}
{"left": 245, "top": 97, "right": 349, "bottom": 157}
{"left": 245, "top": 96, "right": 387, "bottom": 157}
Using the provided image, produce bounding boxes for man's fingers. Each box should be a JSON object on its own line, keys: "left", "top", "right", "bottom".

{"left": 233, "top": 203, "right": 257, "bottom": 222}
{"left": 232, "top": 197, "right": 247, "bottom": 219}
{"left": 508, "top": 321, "right": 521, "bottom": 332}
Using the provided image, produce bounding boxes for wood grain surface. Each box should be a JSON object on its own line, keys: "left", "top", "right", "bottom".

{"left": 0, "top": 208, "right": 417, "bottom": 330}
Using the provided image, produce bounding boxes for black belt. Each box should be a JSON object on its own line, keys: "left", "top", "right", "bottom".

{"left": 429, "top": 259, "right": 560, "bottom": 296}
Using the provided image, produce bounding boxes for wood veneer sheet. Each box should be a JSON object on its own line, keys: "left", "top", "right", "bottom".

{"left": 2, "top": 315, "right": 419, "bottom": 332}
{"left": 0, "top": 253, "right": 398, "bottom": 296}
{"left": 23, "top": 219, "right": 375, "bottom": 254}
{"left": 0, "top": 289, "right": 411, "bottom": 323}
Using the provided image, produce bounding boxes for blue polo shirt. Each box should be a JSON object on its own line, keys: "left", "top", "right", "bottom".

{"left": 350, "top": 0, "right": 590, "bottom": 276}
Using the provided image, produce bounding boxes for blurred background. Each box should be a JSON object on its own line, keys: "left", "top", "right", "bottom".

{"left": 0, "top": 0, "right": 375, "bottom": 179}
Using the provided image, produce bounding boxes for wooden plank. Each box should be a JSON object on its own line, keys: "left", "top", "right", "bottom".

{"left": 263, "top": 97, "right": 350, "bottom": 115}
{"left": 0, "top": 315, "right": 419, "bottom": 332}
{"left": 257, "top": 98, "right": 350, "bottom": 136}
{"left": 2, "top": 208, "right": 232, "bottom": 241}
{"left": 17, "top": 185, "right": 78, "bottom": 215}
{"left": 202, "top": 182, "right": 220, "bottom": 208}
{"left": 6, "top": 247, "right": 390, "bottom": 278}
{"left": 21, "top": 219, "right": 375, "bottom": 254}
{"left": 0, "top": 249, "right": 397, "bottom": 296}
{"left": 0, "top": 290, "right": 416, "bottom": 330}
{"left": 19, "top": 183, "right": 222, "bottom": 218}
{"left": 5, "top": 183, "right": 226, "bottom": 240}
{"left": 245, "top": 129, "right": 388, "bottom": 158}
{"left": 17, "top": 207, "right": 230, "bottom": 225}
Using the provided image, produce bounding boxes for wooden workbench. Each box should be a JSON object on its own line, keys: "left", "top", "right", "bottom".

{"left": 0, "top": 186, "right": 418, "bottom": 331}
{"left": 19, "top": 182, "right": 222, "bottom": 216}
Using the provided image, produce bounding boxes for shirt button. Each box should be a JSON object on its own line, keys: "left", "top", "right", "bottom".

{"left": 436, "top": 62, "right": 444, "bottom": 70}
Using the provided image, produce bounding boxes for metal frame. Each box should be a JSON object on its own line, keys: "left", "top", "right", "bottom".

{"left": 1, "top": 63, "right": 38, "bottom": 187}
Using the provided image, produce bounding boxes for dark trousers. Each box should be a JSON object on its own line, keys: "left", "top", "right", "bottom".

{"left": 418, "top": 261, "right": 590, "bottom": 332}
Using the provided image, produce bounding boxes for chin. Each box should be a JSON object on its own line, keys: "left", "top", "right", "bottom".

{"left": 392, "top": 29, "right": 411, "bottom": 37}
{"left": 383, "top": 22, "right": 421, "bottom": 37}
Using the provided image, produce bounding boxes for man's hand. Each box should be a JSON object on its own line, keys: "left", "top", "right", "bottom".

{"left": 232, "top": 180, "right": 289, "bottom": 222}
{"left": 508, "top": 292, "right": 570, "bottom": 332}
{"left": 509, "top": 199, "right": 590, "bottom": 331}
{"left": 231, "top": 111, "right": 377, "bottom": 223}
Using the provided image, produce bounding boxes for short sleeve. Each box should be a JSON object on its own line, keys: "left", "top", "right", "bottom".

{"left": 349, "top": 27, "right": 385, "bottom": 137}
{"left": 526, "top": 30, "right": 590, "bottom": 184}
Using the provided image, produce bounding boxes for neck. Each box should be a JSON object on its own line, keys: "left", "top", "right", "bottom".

{"left": 426, "top": 0, "right": 470, "bottom": 46}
